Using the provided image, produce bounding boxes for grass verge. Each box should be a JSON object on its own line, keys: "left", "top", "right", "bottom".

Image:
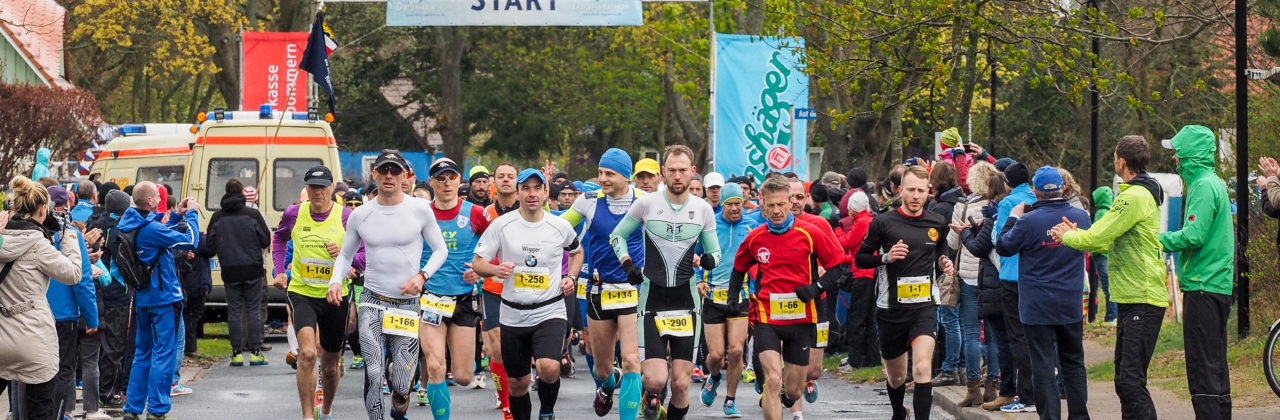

{"left": 187, "top": 322, "right": 232, "bottom": 367}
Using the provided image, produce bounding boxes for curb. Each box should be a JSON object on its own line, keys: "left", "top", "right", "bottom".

{"left": 933, "top": 385, "right": 1013, "bottom": 420}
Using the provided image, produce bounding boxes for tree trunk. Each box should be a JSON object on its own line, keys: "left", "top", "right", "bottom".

{"left": 208, "top": 21, "right": 240, "bottom": 109}
{"left": 434, "top": 27, "right": 470, "bottom": 160}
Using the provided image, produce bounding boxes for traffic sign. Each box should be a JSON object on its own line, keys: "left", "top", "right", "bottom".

{"left": 795, "top": 108, "right": 817, "bottom": 120}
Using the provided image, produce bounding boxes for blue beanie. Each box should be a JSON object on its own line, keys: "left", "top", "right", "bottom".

{"left": 599, "top": 148, "right": 633, "bottom": 179}
{"left": 994, "top": 157, "right": 1016, "bottom": 172}
{"left": 720, "top": 183, "right": 745, "bottom": 205}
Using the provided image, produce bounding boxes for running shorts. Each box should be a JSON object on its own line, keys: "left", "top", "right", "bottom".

{"left": 875, "top": 305, "right": 938, "bottom": 359}
{"left": 288, "top": 292, "right": 350, "bottom": 353}
{"left": 586, "top": 282, "right": 640, "bottom": 321}
{"left": 701, "top": 298, "right": 747, "bottom": 325}
{"left": 419, "top": 292, "right": 481, "bottom": 328}
{"left": 481, "top": 290, "right": 502, "bottom": 332}
{"left": 752, "top": 323, "right": 815, "bottom": 366}
{"left": 500, "top": 318, "right": 567, "bottom": 378}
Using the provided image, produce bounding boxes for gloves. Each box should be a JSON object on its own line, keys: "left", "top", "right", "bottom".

{"left": 981, "top": 203, "right": 998, "bottom": 219}
{"left": 622, "top": 259, "right": 645, "bottom": 286}
{"left": 795, "top": 283, "right": 823, "bottom": 302}
{"left": 699, "top": 254, "right": 717, "bottom": 271}
{"left": 726, "top": 294, "right": 745, "bottom": 314}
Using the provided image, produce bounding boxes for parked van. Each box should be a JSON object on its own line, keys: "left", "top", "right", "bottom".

{"left": 185, "top": 108, "right": 343, "bottom": 320}
{"left": 88, "top": 124, "right": 194, "bottom": 189}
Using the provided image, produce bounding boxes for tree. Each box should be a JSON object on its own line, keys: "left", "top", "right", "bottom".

{"left": 0, "top": 83, "right": 102, "bottom": 179}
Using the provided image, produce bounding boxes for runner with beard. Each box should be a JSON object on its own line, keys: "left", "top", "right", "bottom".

{"left": 609, "top": 145, "right": 720, "bottom": 420}
{"left": 854, "top": 165, "right": 956, "bottom": 420}
{"left": 558, "top": 148, "right": 647, "bottom": 420}
{"left": 481, "top": 163, "right": 520, "bottom": 418}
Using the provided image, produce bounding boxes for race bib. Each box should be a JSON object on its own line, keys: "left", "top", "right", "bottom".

{"left": 513, "top": 267, "right": 552, "bottom": 291}
{"left": 654, "top": 310, "right": 694, "bottom": 337}
{"left": 420, "top": 294, "right": 457, "bottom": 318}
{"left": 576, "top": 277, "right": 588, "bottom": 300}
{"left": 768, "top": 292, "right": 806, "bottom": 321}
{"left": 299, "top": 257, "right": 335, "bottom": 284}
{"left": 711, "top": 286, "right": 729, "bottom": 305}
{"left": 381, "top": 308, "right": 419, "bottom": 338}
{"left": 600, "top": 283, "right": 638, "bottom": 310}
{"left": 816, "top": 321, "right": 830, "bottom": 348}
{"left": 896, "top": 276, "right": 932, "bottom": 304}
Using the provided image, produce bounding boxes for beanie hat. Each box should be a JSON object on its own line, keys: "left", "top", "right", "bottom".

{"left": 599, "top": 148, "right": 633, "bottom": 179}
{"left": 48, "top": 186, "right": 71, "bottom": 207}
{"left": 720, "top": 183, "right": 745, "bottom": 205}
{"left": 809, "top": 182, "right": 829, "bottom": 203}
{"left": 994, "top": 157, "right": 1016, "bottom": 172}
{"left": 847, "top": 190, "right": 870, "bottom": 214}
{"left": 939, "top": 127, "right": 963, "bottom": 148}
{"left": 845, "top": 168, "right": 867, "bottom": 190}
{"left": 1004, "top": 162, "right": 1030, "bottom": 187}
{"left": 105, "top": 190, "right": 131, "bottom": 216}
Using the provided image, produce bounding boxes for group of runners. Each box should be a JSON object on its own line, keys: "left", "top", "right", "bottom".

{"left": 272, "top": 145, "right": 955, "bottom": 420}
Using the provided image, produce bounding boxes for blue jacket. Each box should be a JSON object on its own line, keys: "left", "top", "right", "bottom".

{"left": 993, "top": 183, "right": 1037, "bottom": 282}
{"left": 995, "top": 199, "right": 1091, "bottom": 325}
{"left": 71, "top": 201, "right": 95, "bottom": 223}
{"left": 45, "top": 226, "right": 98, "bottom": 327}
{"left": 116, "top": 207, "right": 200, "bottom": 308}
{"left": 707, "top": 212, "right": 763, "bottom": 286}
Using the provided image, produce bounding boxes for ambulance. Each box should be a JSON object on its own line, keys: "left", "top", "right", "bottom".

{"left": 88, "top": 124, "right": 194, "bottom": 189}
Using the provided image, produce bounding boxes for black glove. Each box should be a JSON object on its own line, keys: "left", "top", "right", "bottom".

{"left": 726, "top": 294, "right": 745, "bottom": 314}
{"left": 981, "top": 203, "right": 998, "bottom": 219}
{"left": 699, "top": 254, "right": 717, "bottom": 271}
{"left": 795, "top": 283, "right": 823, "bottom": 302}
{"left": 622, "top": 259, "right": 645, "bottom": 286}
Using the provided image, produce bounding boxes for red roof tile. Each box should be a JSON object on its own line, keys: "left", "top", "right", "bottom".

{"left": 0, "top": 0, "right": 69, "bottom": 87}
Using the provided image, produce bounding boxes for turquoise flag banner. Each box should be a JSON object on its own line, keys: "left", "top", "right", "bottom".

{"left": 387, "top": 0, "right": 643, "bottom": 26}
{"left": 713, "top": 34, "right": 808, "bottom": 183}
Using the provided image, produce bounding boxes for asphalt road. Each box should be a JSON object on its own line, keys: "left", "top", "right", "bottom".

{"left": 171, "top": 339, "right": 952, "bottom": 419}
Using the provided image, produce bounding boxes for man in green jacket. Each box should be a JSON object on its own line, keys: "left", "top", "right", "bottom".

{"left": 1052, "top": 135, "right": 1168, "bottom": 419}
{"left": 1090, "top": 186, "right": 1118, "bottom": 323}
{"left": 1161, "top": 125, "right": 1235, "bottom": 419}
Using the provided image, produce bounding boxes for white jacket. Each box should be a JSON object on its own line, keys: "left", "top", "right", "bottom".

{"left": 0, "top": 222, "right": 83, "bottom": 384}
{"left": 947, "top": 196, "right": 988, "bottom": 286}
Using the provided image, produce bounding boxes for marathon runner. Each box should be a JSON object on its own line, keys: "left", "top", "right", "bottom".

{"left": 272, "top": 166, "right": 365, "bottom": 420}
{"left": 558, "top": 148, "right": 646, "bottom": 420}
{"left": 697, "top": 183, "right": 760, "bottom": 417}
{"left": 481, "top": 163, "right": 520, "bottom": 418}
{"left": 416, "top": 158, "right": 492, "bottom": 419}
{"left": 465, "top": 168, "right": 583, "bottom": 420}
{"left": 854, "top": 165, "right": 956, "bottom": 420}
{"left": 325, "top": 150, "right": 450, "bottom": 420}
{"left": 726, "top": 177, "right": 846, "bottom": 420}
{"left": 609, "top": 145, "right": 720, "bottom": 420}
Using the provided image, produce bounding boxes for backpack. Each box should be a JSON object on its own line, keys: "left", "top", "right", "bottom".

{"left": 105, "top": 226, "right": 158, "bottom": 290}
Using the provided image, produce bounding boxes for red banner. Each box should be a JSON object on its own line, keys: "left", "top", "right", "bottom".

{"left": 241, "top": 32, "right": 309, "bottom": 112}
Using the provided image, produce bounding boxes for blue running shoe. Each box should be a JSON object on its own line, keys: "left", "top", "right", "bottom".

{"left": 754, "top": 377, "right": 763, "bottom": 395}
{"left": 700, "top": 376, "right": 720, "bottom": 407}
{"left": 723, "top": 399, "right": 742, "bottom": 418}
{"left": 803, "top": 380, "right": 818, "bottom": 403}
{"left": 1001, "top": 401, "right": 1037, "bottom": 413}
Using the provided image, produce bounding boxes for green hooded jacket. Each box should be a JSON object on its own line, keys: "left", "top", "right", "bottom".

{"left": 1159, "top": 125, "right": 1235, "bottom": 295}
{"left": 1063, "top": 175, "right": 1168, "bottom": 307}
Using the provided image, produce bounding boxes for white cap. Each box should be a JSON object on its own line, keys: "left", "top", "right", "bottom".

{"left": 847, "top": 190, "right": 869, "bottom": 214}
{"left": 1161, "top": 139, "right": 1175, "bottom": 150}
{"left": 704, "top": 172, "right": 726, "bottom": 188}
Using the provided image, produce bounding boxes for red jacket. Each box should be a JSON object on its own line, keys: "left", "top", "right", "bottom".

{"left": 841, "top": 210, "right": 876, "bottom": 279}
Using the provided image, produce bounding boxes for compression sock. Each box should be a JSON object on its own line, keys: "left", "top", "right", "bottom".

{"left": 537, "top": 379, "right": 560, "bottom": 415}
{"left": 666, "top": 403, "right": 688, "bottom": 420}
{"left": 509, "top": 393, "right": 532, "bottom": 420}
{"left": 912, "top": 382, "right": 932, "bottom": 420}
{"left": 426, "top": 381, "right": 451, "bottom": 419}
{"left": 598, "top": 369, "right": 618, "bottom": 393}
{"left": 585, "top": 353, "right": 599, "bottom": 387}
{"left": 492, "top": 363, "right": 513, "bottom": 417}
{"left": 887, "top": 383, "right": 907, "bottom": 420}
{"left": 618, "top": 372, "right": 642, "bottom": 420}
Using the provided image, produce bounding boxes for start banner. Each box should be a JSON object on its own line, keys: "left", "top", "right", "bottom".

{"left": 386, "top": 0, "right": 643, "bottom": 26}
{"left": 713, "top": 34, "right": 808, "bottom": 182}
{"left": 242, "top": 32, "right": 309, "bottom": 112}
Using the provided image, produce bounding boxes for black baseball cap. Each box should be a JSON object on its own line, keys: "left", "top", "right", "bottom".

{"left": 429, "top": 158, "right": 461, "bottom": 177}
{"left": 373, "top": 149, "right": 411, "bottom": 172}
{"left": 304, "top": 166, "right": 334, "bottom": 187}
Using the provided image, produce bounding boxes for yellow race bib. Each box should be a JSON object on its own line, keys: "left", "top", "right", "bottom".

{"left": 654, "top": 310, "right": 695, "bottom": 337}
{"left": 576, "top": 278, "right": 588, "bottom": 300}
{"left": 420, "top": 294, "right": 458, "bottom": 318}
{"left": 768, "top": 292, "right": 806, "bottom": 321}
{"left": 711, "top": 286, "right": 729, "bottom": 305}
{"left": 513, "top": 267, "right": 552, "bottom": 291}
{"left": 381, "top": 308, "right": 419, "bottom": 338}
{"left": 896, "top": 276, "right": 932, "bottom": 304}
{"left": 600, "top": 283, "right": 638, "bottom": 310}
{"left": 816, "top": 321, "right": 830, "bottom": 347}
{"left": 298, "top": 257, "right": 335, "bottom": 284}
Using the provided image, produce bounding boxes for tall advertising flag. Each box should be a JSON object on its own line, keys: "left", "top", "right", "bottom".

{"left": 713, "top": 34, "right": 808, "bottom": 182}
{"left": 300, "top": 11, "right": 337, "bottom": 114}
{"left": 241, "top": 32, "right": 310, "bottom": 111}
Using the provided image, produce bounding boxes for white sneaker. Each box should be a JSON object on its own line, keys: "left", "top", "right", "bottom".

{"left": 471, "top": 373, "right": 487, "bottom": 389}
{"left": 791, "top": 411, "right": 805, "bottom": 420}
{"left": 85, "top": 410, "right": 112, "bottom": 420}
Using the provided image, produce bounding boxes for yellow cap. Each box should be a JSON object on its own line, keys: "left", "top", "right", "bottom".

{"left": 634, "top": 158, "right": 661, "bottom": 177}
{"left": 469, "top": 165, "right": 491, "bottom": 179}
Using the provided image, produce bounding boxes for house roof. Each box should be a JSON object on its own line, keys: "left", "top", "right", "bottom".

{"left": 0, "top": 0, "right": 69, "bottom": 87}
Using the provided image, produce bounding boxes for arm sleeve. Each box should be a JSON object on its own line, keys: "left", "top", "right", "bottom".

{"left": 1159, "top": 182, "right": 1217, "bottom": 252}
{"left": 609, "top": 215, "right": 643, "bottom": 261}
{"left": 561, "top": 207, "right": 585, "bottom": 228}
{"left": 854, "top": 218, "right": 885, "bottom": 269}
{"left": 814, "top": 227, "right": 846, "bottom": 270}
{"left": 328, "top": 209, "right": 363, "bottom": 286}
{"left": 272, "top": 205, "right": 299, "bottom": 277}
{"left": 995, "top": 217, "right": 1025, "bottom": 257}
{"left": 698, "top": 208, "right": 722, "bottom": 264}
{"left": 71, "top": 230, "right": 99, "bottom": 329}
{"left": 1062, "top": 192, "right": 1146, "bottom": 253}
{"left": 418, "top": 204, "right": 449, "bottom": 278}
{"left": 340, "top": 208, "right": 366, "bottom": 271}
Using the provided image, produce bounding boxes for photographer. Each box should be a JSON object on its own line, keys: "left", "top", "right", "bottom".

{"left": 0, "top": 176, "right": 87, "bottom": 419}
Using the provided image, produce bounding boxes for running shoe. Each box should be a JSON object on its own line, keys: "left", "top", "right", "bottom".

{"left": 1000, "top": 401, "right": 1037, "bottom": 413}
{"left": 286, "top": 351, "right": 298, "bottom": 370}
{"left": 561, "top": 354, "right": 575, "bottom": 378}
{"left": 314, "top": 389, "right": 325, "bottom": 409}
{"left": 85, "top": 410, "right": 111, "bottom": 420}
{"left": 249, "top": 351, "right": 269, "bottom": 366}
{"left": 317, "top": 413, "right": 333, "bottom": 420}
{"left": 791, "top": 412, "right": 804, "bottom": 420}
{"left": 105, "top": 395, "right": 126, "bottom": 408}
{"left": 169, "top": 384, "right": 193, "bottom": 396}
{"left": 471, "top": 373, "right": 488, "bottom": 389}
{"left": 641, "top": 392, "right": 665, "bottom": 420}
{"left": 700, "top": 376, "right": 720, "bottom": 407}
{"left": 837, "top": 358, "right": 854, "bottom": 374}
{"left": 741, "top": 368, "right": 756, "bottom": 383}
{"left": 754, "top": 377, "right": 763, "bottom": 395}
{"left": 350, "top": 355, "right": 365, "bottom": 369}
{"left": 417, "top": 389, "right": 428, "bottom": 406}
{"left": 122, "top": 413, "right": 140, "bottom": 420}
{"left": 446, "top": 372, "right": 457, "bottom": 386}
{"left": 803, "top": 380, "right": 818, "bottom": 403}
{"left": 389, "top": 407, "right": 409, "bottom": 420}
{"left": 723, "top": 399, "right": 742, "bottom": 418}
{"left": 593, "top": 387, "right": 614, "bottom": 417}
{"left": 494, "top": 392, "right": 503, "bottom": 410}
{"left": 691, "top": 366, "right": 705, "bottom": 383}
{"left": 229, "top": 354, "right": 244, "bottom": 367}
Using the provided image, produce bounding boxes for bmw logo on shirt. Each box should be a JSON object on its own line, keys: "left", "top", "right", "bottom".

{"left": 526, "top": 255, "right": 538, "bottom": 267}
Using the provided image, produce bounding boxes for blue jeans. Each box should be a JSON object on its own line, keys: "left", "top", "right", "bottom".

{"left": 959, "top": 283, "right": 986, "bottom": 381}
{"left": 938, "top": 305, "right": 962, "bottom": 372}
{"left": 171, "top": 313, "right": 185, "bottom": 386}
{"left": 1094, "top": 255, "right": 1118, "bottom": 322}
{"left": 124, "top": 303, "right": 180, "bottom": 416}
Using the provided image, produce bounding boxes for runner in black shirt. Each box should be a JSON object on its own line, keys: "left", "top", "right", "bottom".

{"left": 855, "top": 165, "right": 955, "bottom": 420}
